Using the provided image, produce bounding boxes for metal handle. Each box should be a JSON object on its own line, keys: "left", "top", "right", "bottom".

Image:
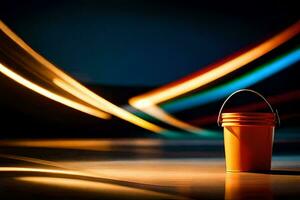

{"left": 217, "top": 89, "right": 280, "bottom": 127}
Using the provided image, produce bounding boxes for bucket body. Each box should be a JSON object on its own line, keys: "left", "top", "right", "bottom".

{"left": 221, "top": 113, "right": 275, "bottom": 172}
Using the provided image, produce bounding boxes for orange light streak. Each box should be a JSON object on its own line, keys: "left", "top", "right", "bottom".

{"left": 189, "top": 90, "right": 300, "bottom": 126}
{"left": 0, "top": 62, "right": 110, "bottom": 119}
{"left": 0, "top": 167, "right": 85, "bottom": 176}
{"left": 128, "top": 21, "right": 300, "bottom": 133}
{"left": 140, "top": 103, "right": 204, "bottom": 133}
{"left": 16, "top": 176, "right": 180, "bottom": 199}
{"left": 130, "top": 21, "right": 300, "bottom": 107}
{"left": 0, "top": 20, "right": 164, "bottom": 133}
{"left": 0, "top": 167, "right": 188, "bottom": 199}
{"left": 53, "top": 78, "right": 164, "bottom": 133}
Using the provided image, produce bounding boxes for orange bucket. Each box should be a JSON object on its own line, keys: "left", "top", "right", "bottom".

{"left": 217, "top": 89, "right": 279, "bottom": 172}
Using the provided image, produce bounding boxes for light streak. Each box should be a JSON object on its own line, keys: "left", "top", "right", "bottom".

{"left": 0, "top": 154, "right": 189, "bottom": 199}
{"left": 0, "top": 139, "right": 112, "bottom": 151}
{"left": 0, "top": 153, "right": 86, "bottom": 172}
{"left": 127, "top": 21, "right": 300, "bottom": 133}
{"left": 0, "top": 139, "right": 164, "bottom": 149}
{"left": 0, "top": 167, "right": 195, "bottom": 199}
{"left": 0, "top": 62, "right": 109, "bottom": 119}
{"left": 0, "top": 167, "right": 85, "bottom": 176}
{"left": 188, "top": 90, "right": 300, "bottom": 126}
{"left": 16, "top": 176, "right": 184, "bottom": 199}
{"left": 162, "top": 47, "right": 300, "bottom": 113}
{"left": 130, "top": 21, "right": 300, "bottom": 107}
{"left": 0, "top": 20, "right": 164, "bottom": 133}
{"left": 139, "top": 103, "right": 215, "bottom": 135}
{"left": 53, "top": 78, "right": 164, "bottom": 133}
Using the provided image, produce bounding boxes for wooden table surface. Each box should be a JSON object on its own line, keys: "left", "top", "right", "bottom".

{"left": 0, "top": 139, "right": 299, "bottom": 199}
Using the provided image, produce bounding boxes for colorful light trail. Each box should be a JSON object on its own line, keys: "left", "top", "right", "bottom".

{"left": 130, "top": 21, "right": 300, "bottom": 107}
{"left": 0, "top": 62, "right": 110, "bottom": 119}
{"left": 128, "top": 21, "right": 300, "bottom": 133}
{"left": 1, "top": 19, "right": 299, "bottom": 135}
{"left": 162, "top": 47, "right": 300, "bottom": 113}
{"left": 0, "top": 20, "right": 164, "bottom": 133}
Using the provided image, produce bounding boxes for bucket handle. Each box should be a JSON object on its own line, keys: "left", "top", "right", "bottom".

{"left": 217, "top": 89, "right": 280, "bottom": 127}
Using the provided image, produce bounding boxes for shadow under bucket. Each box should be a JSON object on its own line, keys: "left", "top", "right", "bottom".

{"left": 218, "top": 89, "right": 279, "bottom": 172}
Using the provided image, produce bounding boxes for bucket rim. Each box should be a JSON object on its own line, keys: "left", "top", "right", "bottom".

{"left": 221, "top": 112, "right": 276, "bottom": 127}
{"left": 221, "top": 123, "right": 276, "bottom": 127}
{"left": 221, "top": 112, "right": 276, "bottom": 118}
{"left": 221, "top": 112, "right": 275, "bottom": 115}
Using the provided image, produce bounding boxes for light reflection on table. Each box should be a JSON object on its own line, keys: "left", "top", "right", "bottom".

{"left": 0, "top": 139, "right": 299, "bottom": 199}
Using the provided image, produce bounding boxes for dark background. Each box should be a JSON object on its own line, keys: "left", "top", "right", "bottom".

{"left": 0, "top": 0, "right": 299, "bottom": 138}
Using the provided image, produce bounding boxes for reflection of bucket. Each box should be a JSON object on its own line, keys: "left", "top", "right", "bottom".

{"left": 218, "top": 89, "right": 279, "bottom": 172}
{"left": 225, "top": 173, "right": 273, "bottom": 199}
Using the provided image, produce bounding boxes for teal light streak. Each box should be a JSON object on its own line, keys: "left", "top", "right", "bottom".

{"left": 161, "top": 47, "right": 300, "bottom": 113}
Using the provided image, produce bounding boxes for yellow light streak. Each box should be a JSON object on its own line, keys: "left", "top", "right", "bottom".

{"left": 0, "top": 167, "right": 85, "bottom": 176}
{"left": 0, "top": 166, "right": 188, "bottom": 199}
{"left": 0, "top": 139, "right": 163, "bottom": 150}
{"left": 0, "top": 153, "right": 82, "bottom": 171}
{"left": 130, "top": 21, "right": 300, "bottom": 107}
{"left": 17, "top": 176, "right": 182, "bottom": 199}
{"left": 53, "top": 78, "right": 164, "bottom": 133}
{"left": 0, "top": 62, "right": 110, "bottom": 119}
{"left": 0, "top": 20, "right": 164, "bottom": 133}
{"left": 0, "top": 139, "right": 112, "bottom": 151}
{"left": 140, "top": 104, "right": 203, "bottom": 133}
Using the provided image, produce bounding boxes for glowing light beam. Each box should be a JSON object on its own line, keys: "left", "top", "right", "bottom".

{"left": 0, "top": 62, "right": 110, "bottom": 119}
{"left": 130, "top": 21, "right": 300, "bottom": 107}
{"left": 53, "top": 78, "right": 164, "bottom": 133}
{"left": 162, "top": 47, "right": 300, "bottom": 113}
{"left": 127, "top": 21, "right": 300, "bottom": 134}
{"left": 0, "top": 20, "right": 164, "bottom": 133}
